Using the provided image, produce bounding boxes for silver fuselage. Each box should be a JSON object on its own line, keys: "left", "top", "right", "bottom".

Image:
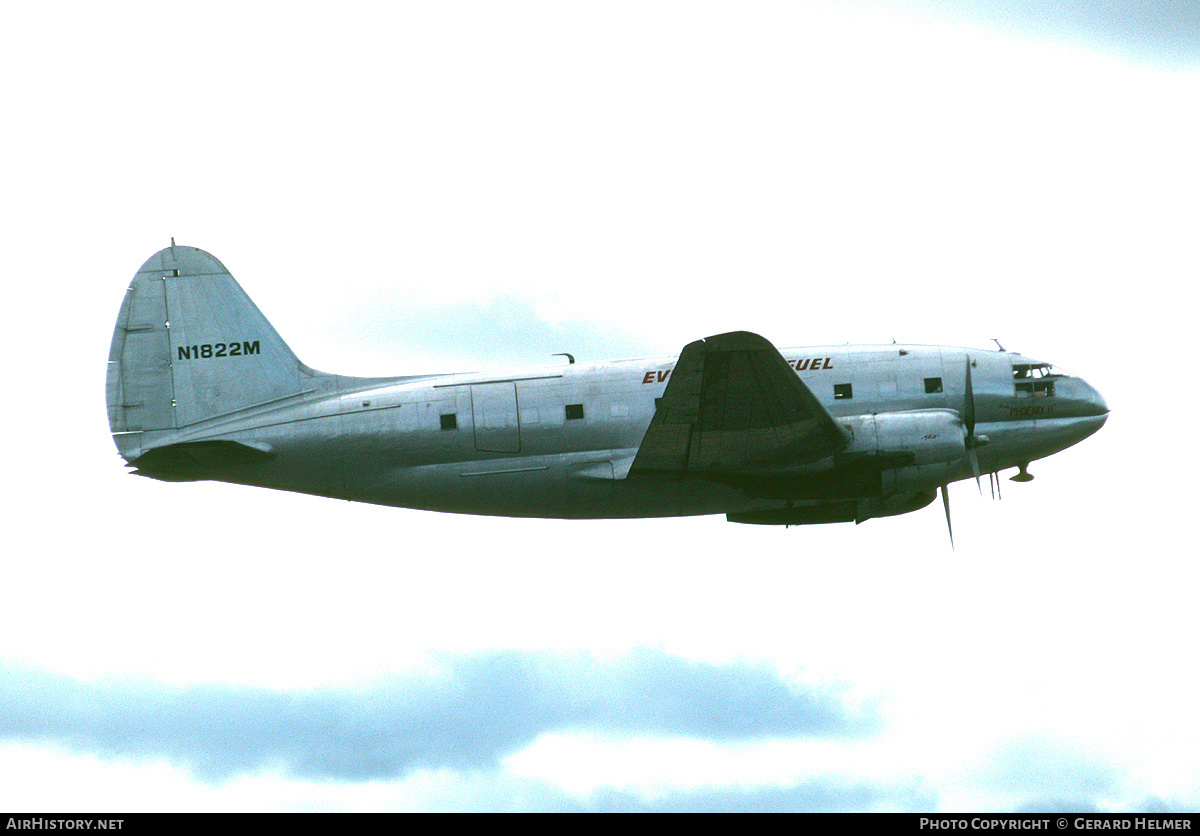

{"left": 125, "top": 343, "right": 1107, "bottom": 520}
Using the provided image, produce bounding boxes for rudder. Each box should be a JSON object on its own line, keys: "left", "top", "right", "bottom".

{"left": 107, "top": 244, "right": 306, "bottom": 463}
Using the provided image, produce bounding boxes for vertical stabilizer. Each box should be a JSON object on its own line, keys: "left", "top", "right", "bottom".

{"left": 107, "top": 245, "right": 305, "bottom": 462}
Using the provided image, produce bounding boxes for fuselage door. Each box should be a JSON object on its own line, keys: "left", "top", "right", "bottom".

{"left": 471, "top": 382, "right": 521, "bottom": 453}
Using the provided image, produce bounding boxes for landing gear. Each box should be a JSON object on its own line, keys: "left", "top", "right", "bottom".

{"left": 1010, "top": 463, "right": 1034, "bottom": 483}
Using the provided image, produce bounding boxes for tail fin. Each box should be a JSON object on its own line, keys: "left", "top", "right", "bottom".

{"left": 107, "top": 244, "right": 307, "bottom": 462}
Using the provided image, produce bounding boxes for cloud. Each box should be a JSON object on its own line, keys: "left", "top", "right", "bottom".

{"left": 315, "top": 292, "right": 667, "bottom": 375}
{"left": 321, "top": 766, "right": 933, "bottom": 813}
{"left": 583, "top": 779, "right": 935, "bottom": 813}
{"left": 984, "top": 735, "right": 1122, "bottom": 812}
{"left": 307, "top": 764, "right": 930, "bottom": 812}
{"left": 0, "top": 650, "right": 878, "bottom": 784}
{"left": 882, "top": 0, "right": 1200, "bottom": 68}
{"left": 1013, "top": 798, "right": 1102, "bottom": 814}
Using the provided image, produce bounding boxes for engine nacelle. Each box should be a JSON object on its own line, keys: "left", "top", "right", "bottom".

{"left": 844, "top": 408, "right": 968, "bottom": 495}
{"left": 724, "top": 410, "right": 970, "bottom": 525}
{"left": 840, "top": 409, "right": 966, "bottom": 466}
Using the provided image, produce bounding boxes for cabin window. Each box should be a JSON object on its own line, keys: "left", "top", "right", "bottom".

{"left": 565, "top": 403, "right": 585, "bottom": 420}
{"left": 440, "top": 413, "right": 457, "bottom": 430}
{"left": 924, "top": 377, "right": 943, "bottom": 394}
{"left": 834, "top": 383, "right": 853, "bottom": 400}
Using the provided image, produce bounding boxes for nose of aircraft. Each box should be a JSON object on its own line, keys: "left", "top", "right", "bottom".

{"left": 1079, "top": 377, "right": 1109, "bottom": 419}
{"left": 1029, "top": 375, "right": 1108, "bottom": 454}
{"left": 1062, "top": 376, "right": 1109, "bottom": 449}
{"left": 1051, "top": 374, "right": 1109, "bottom": 420}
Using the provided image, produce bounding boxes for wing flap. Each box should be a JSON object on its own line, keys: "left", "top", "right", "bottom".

{"left": 631, "top": 331, "right": 847, "bottom": 474}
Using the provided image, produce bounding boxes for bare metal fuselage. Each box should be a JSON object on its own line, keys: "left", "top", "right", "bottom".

{"left": 119, "top": 345, "right": 1108, "bottom": 522}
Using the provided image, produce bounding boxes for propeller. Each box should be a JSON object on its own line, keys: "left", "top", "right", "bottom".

{"left": 962, "top": 357, "right": 990, "bottom": 493}
{"left": 941, "top": 484, "right": 954, "bottom": 550}
{"left": 941, "top": 356, "right": 994, "bottom": 549}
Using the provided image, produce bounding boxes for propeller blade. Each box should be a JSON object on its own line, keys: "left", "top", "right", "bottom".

{"left": 964, "top": 357, "right": 981, "bottom": 493}
{"left": 964, "top": 356, "right": 976, "bottom": 438}
{"left": 941, "top": 484, "right": 954, "bottom": 550}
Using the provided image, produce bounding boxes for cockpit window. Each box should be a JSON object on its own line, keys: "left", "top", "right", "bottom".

{"left": 1013, "top": 363, "right": 1059, "bottom": 380}
{"left": 1013, "top": 363, "right": 1059, "bottom": 398}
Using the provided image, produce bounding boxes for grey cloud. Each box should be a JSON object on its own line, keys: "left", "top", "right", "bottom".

{"left": 0, "top": 649, "right": 877, "bottom": 783}
{"left": 565, "top": 648, "right": 878, "bottom": 740}
{"left": 1136, "top": 796, "right": 1189, "bottom": 814}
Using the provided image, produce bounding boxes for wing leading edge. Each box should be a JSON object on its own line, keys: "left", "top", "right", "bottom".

{"left": 631, "top": 331, "right": 848, "bottom": 474}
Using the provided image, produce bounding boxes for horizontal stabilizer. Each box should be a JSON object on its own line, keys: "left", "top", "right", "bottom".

{"left": 130, "top": 440, "right": 274, "bottom": 479}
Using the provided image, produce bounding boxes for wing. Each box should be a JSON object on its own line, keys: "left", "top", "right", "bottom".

{"left": 630, "top": 331, "right": 848, "bottom": 474}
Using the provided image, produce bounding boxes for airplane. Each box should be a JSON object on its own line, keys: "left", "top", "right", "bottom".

{"left": 106, "top": 244, "right": 1108, "bottom": 541}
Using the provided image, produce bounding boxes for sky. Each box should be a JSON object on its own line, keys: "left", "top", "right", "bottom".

{"left": 1, "top": 0, "right": 1198, "bottom": 813}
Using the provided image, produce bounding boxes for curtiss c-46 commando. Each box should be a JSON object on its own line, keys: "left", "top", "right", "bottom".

{"left": 107, "top": 244, "right": 1108, "bottom": 542}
